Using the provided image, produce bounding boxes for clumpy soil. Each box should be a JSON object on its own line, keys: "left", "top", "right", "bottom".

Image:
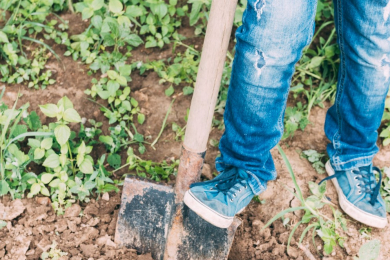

{"left": 1, "top": 12, "right": 390, "bottom": 260}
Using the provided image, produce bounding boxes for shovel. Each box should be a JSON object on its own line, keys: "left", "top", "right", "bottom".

{"left": 115, "top": 0, "right": 240, "bottom": 258}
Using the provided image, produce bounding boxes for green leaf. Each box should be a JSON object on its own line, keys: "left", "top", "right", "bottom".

{"left": 40, "top": 187, "right": 50, "bottom": 196}
{"left": 108, "top": 153, "right": 121, "bottom": 169}
{"left": 28, "top": 139, "right": 41, "bottom": 148}
{"left": 43, "top": 154, "right": 60, "bottom": 168}
{"left": 0, "top": 31, "right": 9, "bottom": 43}
{"left": 91, "top": 15, "right": 103, "bottom": 30}
{"left": 54, "top": 124, "right": 71, "bottom": 145}
{"left": 0, "top": 220, "right": 6, "bottom": 229}
{"left": 41, "top": 138, "right": 53, "bottom": 150}
{"left": 99, "top": 135, "right": 114, "bottom": 146}
{"left": 57, "top": 96, "right": 74, "bottom": 110}
{"left": 82, "top": 7, "right": 95, "bottom": 20}
{"left": 107, "top": 70, "right": 119, "bottom": 79}
{"left": 356, "top": 240, "right": 381, "bottom": 260}
{"left": 34, "top": 148, "right": 45, "bottom": 160}
{"left": 119, "top": 65, "right": 132, "bottom": 77}
{"left": 79, "top": 159, "right": 94, "bottom": 174}
{"left": 138, "top": 113, "right": 145, "bottom": 124}
{"left": 183, "top": 86, "right": 194, "bottom": 95}
{"left": 92, "top": 0, "right": 105, "bottom": 10}
{"left": 30, "top": 183, "right": 41, "bottom": 196}
{"left": 109, "top": 0, "right": 123, "bottom": 13}
{"left": 41, "top": 173, "right": 55, "bottom": 184}
{"left": 151, "top": 3, "right": 168, "bottom": 19}
{"left": 24, "top": 111, "right": 41, "bottom": 131}
{"left": 165, "top": 85, "right": 174, "bottom": 96}
{"left": 0, "top": 180, "right": 10, "bottom": 196}
{"left": 39, "top": 104, "right": 58, "bottom": 117}
{"left": 63, "top": 108, "right": 82, "bottom": 123}
{"left": 125, "top": 34, "right": 143, "bottom": 47}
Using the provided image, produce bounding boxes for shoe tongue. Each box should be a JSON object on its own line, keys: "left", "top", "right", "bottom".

{"left": 358, "top": 164, "right": 372, "bottom": 174}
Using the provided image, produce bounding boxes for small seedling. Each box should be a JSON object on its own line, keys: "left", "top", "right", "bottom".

{"left": 41, "top": 241, "right": 68, "bottom": 260}
{"left": 302, "top": 149, "right": 327, "bottom": 174}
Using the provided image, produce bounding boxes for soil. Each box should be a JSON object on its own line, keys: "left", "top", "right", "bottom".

{"left": 1, "top": 12, "right": 390, "bottom": 260}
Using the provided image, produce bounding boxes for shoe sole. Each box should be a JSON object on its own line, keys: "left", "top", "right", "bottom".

{"left": 325, "top": 161, "right": 388, "bottom": 229}
{"left": 184, "top": 190, "right": 236, "bottom": 229}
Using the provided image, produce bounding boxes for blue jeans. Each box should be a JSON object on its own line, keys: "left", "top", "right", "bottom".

{"left": 217, "top": 0, "right": 390, "bottom": 194}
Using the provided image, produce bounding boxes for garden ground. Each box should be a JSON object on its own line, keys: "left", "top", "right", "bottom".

{"left": 1, "top": 9, "right": 390, "bottom": 260}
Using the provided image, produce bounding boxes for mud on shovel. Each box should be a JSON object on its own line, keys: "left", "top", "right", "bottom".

{"left": 115, "top": 0, "right": 240, "bottom": 258}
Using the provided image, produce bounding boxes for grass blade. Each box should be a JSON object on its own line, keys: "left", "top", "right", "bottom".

{"left": 277, "top": 144, "right": 305, "bottom": 204}
{"left": 151, "top": 99, "right": 175, "bottom": 148}
{"left": 288, "top": 220, "right": 303, "bottom": 251}
{"left": 263, "top": 206, "right": 305, "bottom": 229}
{"left": 21, "top": 36, "right": 61, "bottom": 61}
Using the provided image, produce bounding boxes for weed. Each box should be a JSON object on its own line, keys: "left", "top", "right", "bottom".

{"left": 0, "top": 0, "right": 68, "bottom": 89}
{"left": 302, "top": 149, "right": 327, "bottom": 174}
{"left": 379, "top": 166, "right": 390, "bottom": 212}
{"left": 0, "top": 92, "right": 118, "bottom": 214}
{"left": 263, "top": 145, "right": 347, "bottom": 256}
{"left": 41, "top": 241, "right": 68, "bottom": 260}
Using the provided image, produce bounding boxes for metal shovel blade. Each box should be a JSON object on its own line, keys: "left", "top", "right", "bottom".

{"left": 115, "top": 175, "right": 241, "bottom": 260}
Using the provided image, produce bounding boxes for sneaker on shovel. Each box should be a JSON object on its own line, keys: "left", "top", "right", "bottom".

{"left": 320, "top": 161, "right": 387, "bottom": 228}
{"left": 184, "top": 167, "right": 255, "bottom": 228}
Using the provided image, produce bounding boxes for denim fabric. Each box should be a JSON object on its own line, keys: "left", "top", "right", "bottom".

{"left": 218, "top": 0, "right": 390, "bottom": 194}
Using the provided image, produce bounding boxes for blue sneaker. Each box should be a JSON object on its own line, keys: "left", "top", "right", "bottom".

{"left": 183, "top": 167, "right": 255, "bottom": 228}
{"left": 321, "top": 161, "right": 387, "bottom": 228}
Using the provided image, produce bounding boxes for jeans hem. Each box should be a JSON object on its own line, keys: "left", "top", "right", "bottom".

{"left": 246, "top": 170, "right": 267, "bottom": 195}
{"left": 330, "top": 155, "right": 374, "bottom": 171}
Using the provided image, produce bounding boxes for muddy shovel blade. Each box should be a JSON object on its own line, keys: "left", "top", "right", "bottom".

{"left": 115, "top": 175, "right": 241, "bottom": 260}
{"left": 115, "top": 176, "right": 176, "bottom": 260}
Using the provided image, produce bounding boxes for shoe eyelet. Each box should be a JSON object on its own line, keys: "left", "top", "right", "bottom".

{"left": 357, "top": 190, "right": 362, "bottom": 195}
{"left": 356, "top": 184, "right": 360, "bottom": 188}
{"left": 215, "top": 184, "right": 218, "bottom": 187}
{"left": 245, "top": 185, "right": 247, "bottom": 189}
{"left": 233, "top": 194, "right": 237, "bottom": 197}
{"left": 230, "top": 199, "right": 233, "bottom": 202}
{"left": 238, "top": 189, "right": 242, "bottom": 193}
{"left": 210, "top": 188, "right": 213, "bottom": 190}
{"left": 354, "top": 176, "right": 358, "bottom": 181}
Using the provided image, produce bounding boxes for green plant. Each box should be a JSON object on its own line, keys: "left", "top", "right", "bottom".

{"left": 263, "top": 145, "right": 347, "bottom": 256}
{"left": 358, "top": 227, "right": 372, "bottom": 239}
{"left": 41, "top": 241, "right": 68, "bottom": 260}
{"left": 302, "top": 149, "right": 327, "bottom": 174}
{"left": 282, "top": 103, "right": 309, "bottom": 139}
{"left": 118, "top": 147, "right": 179, "bottom": 181}
{"left": 354, "top": 239, "right": 380, "bottom": 260}
{"left": 0, "top": 93, "right": 119, "bottom": 214}
{"left": 379, "top": 166, "right": 390, "bottom": 212}
{"left": 380, "top": 91, "right": 390, "bottom": 145}
{"left": 0, "top": 0, "right": 68, "bottom": 88}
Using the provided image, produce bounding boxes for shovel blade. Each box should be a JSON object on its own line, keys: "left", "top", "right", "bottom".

{"left": 115, "top": 175, "right": 241, "bottom": 260}
{"left": 115, "top": 176, "right": 176, "bottom": 260}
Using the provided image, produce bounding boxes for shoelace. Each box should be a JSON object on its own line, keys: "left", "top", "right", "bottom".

{"left": 190, "top": 168, "right": 248, "bottom": 202}
{"left": 319, "top": 166, "right": 382, "bottom": 206}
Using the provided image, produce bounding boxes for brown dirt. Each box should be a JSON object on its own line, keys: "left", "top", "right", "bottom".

{"left": 1, "top": 12, "right": 390, "bottom": 260}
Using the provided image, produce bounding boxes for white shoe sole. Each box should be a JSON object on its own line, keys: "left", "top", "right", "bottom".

{"left": 325, "top": 161, "right": 388, "bottom": 229}
{"left": 184, "top": 190, "right": 235, "bottom": 229}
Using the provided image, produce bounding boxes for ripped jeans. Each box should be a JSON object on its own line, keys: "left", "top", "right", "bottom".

{"left": 217, "top": 0, "right": 390, "bottom": 194}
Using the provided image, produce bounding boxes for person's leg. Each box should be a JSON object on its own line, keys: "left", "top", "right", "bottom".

{"left": 184, "top": 0, "right": 317, "bottom": 228}
{"left": 217, "top": 0, "right": 318, "bottom": 193}
{"left": 323, "top": 0, "right": 390, "bottom": 228}
{"left": 325, "top": 0, "right": 390, "bottom": 169}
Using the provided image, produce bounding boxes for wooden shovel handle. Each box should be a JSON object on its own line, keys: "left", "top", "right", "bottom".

{"left": 184, "top": 0, "right": 238, "bottom": 153}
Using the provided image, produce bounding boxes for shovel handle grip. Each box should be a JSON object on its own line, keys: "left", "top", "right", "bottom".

{"left": 184, "top": 0, "right": 238, "bottom": 153}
